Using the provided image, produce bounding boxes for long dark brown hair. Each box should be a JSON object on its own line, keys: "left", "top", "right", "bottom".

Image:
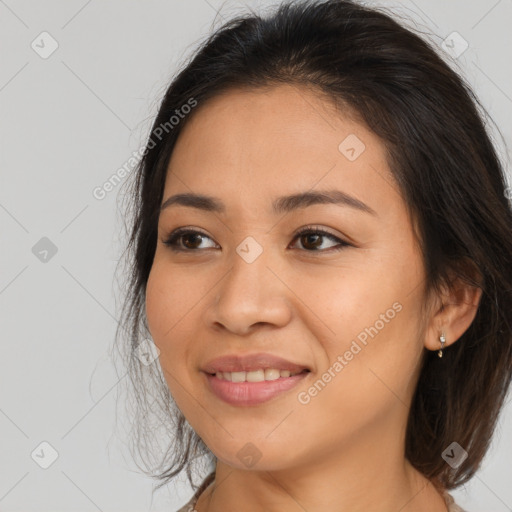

{"left": 112, "top": 0, "right": 512, "bottom": 495}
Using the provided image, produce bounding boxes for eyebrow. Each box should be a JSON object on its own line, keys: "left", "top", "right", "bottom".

{"left": 160, "top": 189, "right": 377, "bottom": 216}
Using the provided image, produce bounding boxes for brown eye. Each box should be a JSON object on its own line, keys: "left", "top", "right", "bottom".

{"left": 299, "top": 232, "right": 323, "bottom": 250}
{"left": 291, "top": 227, "right": 350, "bottom": 252}
{"left": 181, "top": 233, "right": 205, "bottom": 249}
{"left": 162, "top": 229, "right": 217, "bottom": 251}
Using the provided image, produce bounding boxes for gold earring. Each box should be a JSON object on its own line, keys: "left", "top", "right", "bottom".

{"left": 438, "top": 332, "right": 446, "bottom": 358}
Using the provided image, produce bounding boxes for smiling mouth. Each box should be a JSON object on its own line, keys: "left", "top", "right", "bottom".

{"left": 203, "top": 368, "right": 311, "bottom": 406}
{"left": 207, "top": 368, "right": 310, "bottom": 382}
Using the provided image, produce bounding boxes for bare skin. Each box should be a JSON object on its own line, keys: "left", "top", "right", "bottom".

{"left": 145, "top": 84, "right": 481, "bottom": 512}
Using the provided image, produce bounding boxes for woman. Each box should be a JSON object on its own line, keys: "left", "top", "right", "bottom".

{"left": 114, "top": 1, "right": 512, "bottom": 510}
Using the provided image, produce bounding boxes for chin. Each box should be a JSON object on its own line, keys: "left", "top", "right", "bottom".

{"left": 206, "top": 437, "right": 302, "bottom": 472}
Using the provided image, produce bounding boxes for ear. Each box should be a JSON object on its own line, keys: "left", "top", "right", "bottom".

{"left": 424, "top": 261, "right": 483, "bottom": 353}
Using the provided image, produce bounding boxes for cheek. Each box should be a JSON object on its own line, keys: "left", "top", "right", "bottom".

{"left": 144, "top": 260, "right": 207, "bottom": 409}
{"left": 145, "top": 259, "right": 197, "bottom": 344}
{"left": 286, "top": 257, "right": 404, "bottom": 343}
{"left": 293, "top": 252, "right": 424, "bottom": 396}
{"left": 145, "top": 263, "right": 189, "bottom": 378}
{"left": 287, "top": 300, "right": 423, "bottom": 452}
{"left": 145, "top": 264, "right": 170, "bottom": 345}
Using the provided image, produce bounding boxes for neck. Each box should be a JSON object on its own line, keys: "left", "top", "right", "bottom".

{"left": 196, "top": 416, "right": 448, "bottom": 512}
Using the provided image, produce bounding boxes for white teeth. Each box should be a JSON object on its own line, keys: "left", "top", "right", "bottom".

{"left": 216, "top": 368, "right": 299, "bottom": 382}
{"left": 231, "top": 371, "right": 246, "bottom": 383}
{"left": 263, "top": 368, "right": 280, "bottom": 381}
{"left": 247, "top": 369, "right": 265, "bottom": 382}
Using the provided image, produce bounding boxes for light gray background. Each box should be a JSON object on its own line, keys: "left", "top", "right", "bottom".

{"left": 1, "top": 1, "right": 511, "bottom": 511}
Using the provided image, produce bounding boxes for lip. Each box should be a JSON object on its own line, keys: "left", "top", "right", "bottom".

{"left": 203, "top": 370, "right": 310, "bottom": 406}
{"left": 202, "top": 352, "right": 311, "bottom": 374}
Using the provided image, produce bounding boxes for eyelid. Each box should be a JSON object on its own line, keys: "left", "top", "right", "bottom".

{"left": 292, "top": 224, "right": 345, "bottom": 241}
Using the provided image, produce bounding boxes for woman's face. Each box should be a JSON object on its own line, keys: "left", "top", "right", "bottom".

{"left": 145, "top": 84, "right": 430, "bottom": 471}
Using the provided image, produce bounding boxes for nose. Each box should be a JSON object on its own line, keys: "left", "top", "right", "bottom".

{"left": 204, "top": 249, "right": 293, "bottom": 336}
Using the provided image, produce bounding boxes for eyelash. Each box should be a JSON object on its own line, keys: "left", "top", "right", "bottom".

{"left": 161, "top": 225, "right": 351, "bottom": 253}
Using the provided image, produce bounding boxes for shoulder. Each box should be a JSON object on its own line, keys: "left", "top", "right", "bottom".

{"left": 444, "top": 491, "right": 467, "bottom": 512}
{"left": 174, "top": 477, "right": 467, "bottom": 512}
{"left": 174, "top": 472, "right": 216, "bottom": 512}
{"left": 175, "top": 496, "right": 198, "bottom": 512}
{"left": 448, "top": 502, "right": 466, "bottom": 512}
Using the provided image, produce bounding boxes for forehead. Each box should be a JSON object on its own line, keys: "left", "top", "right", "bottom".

{"left": 162, "top": 84, "right": 398, "bottom": 217}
